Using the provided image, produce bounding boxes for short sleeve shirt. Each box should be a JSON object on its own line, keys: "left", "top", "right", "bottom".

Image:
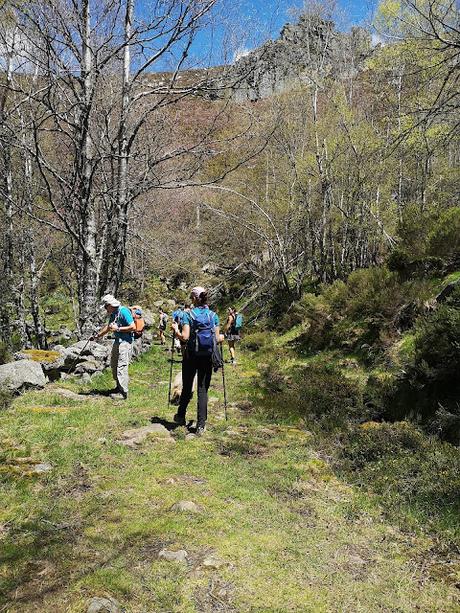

{"left": 182, "top": 306, "right": 219, "bottom": 329}
{"left": 109, "top": 306, "right": 134, "bottom": 343}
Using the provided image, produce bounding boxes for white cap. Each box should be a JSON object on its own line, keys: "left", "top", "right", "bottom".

{"left": 101, "top": 294, "right": 120, "bottom": 307}
{"left": 190, "top": 286, "right": 206, "bottom": 299}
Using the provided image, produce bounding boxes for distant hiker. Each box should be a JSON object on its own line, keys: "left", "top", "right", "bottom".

{"left": 224, "top": 307, "right": 242, "bottom": 365}
{"left": 172, "top": 303, "right": 184, "bottom": 354}
{"left": 158, "top": 307, "right": 168, "bottom": 345}
{"left": 92, "top": 294, "right": 135, "bottom": 399}
{"left": 171, "top": 287, "right": 222, "bottom": 436}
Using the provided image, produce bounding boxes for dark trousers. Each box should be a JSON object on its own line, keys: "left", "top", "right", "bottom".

{"left": 177, "top": 354, "right": 212, "bottom": 427}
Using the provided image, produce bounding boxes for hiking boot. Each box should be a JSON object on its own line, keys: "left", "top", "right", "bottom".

{"left": 196, "top": 425, "right": 206, "bottom": 437}
{"left": 173, "top": 413, "right": 186, "bottom": 426}
{"left": 110, "top": 391, "right": 127, "bottom": 400}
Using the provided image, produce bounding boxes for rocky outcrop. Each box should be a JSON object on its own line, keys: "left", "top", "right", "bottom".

{"left": 221, "top": 17, "right": 372, "bottom": 102}
{"left": 0, "top": 359, "right": 47, "bottom": 392}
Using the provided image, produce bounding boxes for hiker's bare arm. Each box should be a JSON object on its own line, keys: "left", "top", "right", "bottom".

{"left": 172, "top": 322, "right": 189, "bottom": 342}
{"left": 110, "top": 321, "right": 136, "bottom": 333}
{"left": 224, "top": 315, "right": 233, "bottom": 333}
{"left": 93, "top": 324, "right": 110, "bottom": 340}
{"left": 215, "top": 326, "right": 224, "bottom": 344}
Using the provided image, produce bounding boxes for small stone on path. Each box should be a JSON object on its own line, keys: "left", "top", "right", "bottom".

{"left": 32, "top": 463, "right": 52, "bottom": 474}
{"left": 208, "top": 396, "right": 219, "bottom": 404}
{"left": 158, "top": 549, "right": 188, "bottom": 563}
{"left": 87, "top": 596, "right": 122, "bottom": 613}
{"left": 118, "top": 424, "right": 174, "bottom": 448}
{"left": 171, "top": 500, "right": 202, "bottom": 514}
{"left": 202, "top": 555, "right": 227, "bottom": 570}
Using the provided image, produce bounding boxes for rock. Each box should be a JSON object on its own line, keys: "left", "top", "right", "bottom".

{"left": 81, "top": 373, "right": 92, "bottom": 384}
{"left": 118, "top": 423, "right": 174, "bottom": 448}
{"left": 32, "top": 462, "right": 52, "bottom": 474}
{"left": 166, "top": 299, "right": 176, "bottom": 308}
{"left": 52, "top": 388, "right": 86, "bottom": 401}
{"left": 0, "top": 359, "right": 47, "bottom": 392}
{"left": 74, "top": 359, "right": 101, "bottom": 375}
{"left": 142, "top": 310, "right": 155, "bottom": 328}
{"left": 202, "top": 555, "right": 227, "bottom": 569}
{"left": 437, "top": 279, "right": 460, "bottom": 303}
{"left": 208, "top": 396, "right": 219, "bottom": 405}
{"left": 153, "top": 300, "right": 164, "bottom": 308}
{"left": 171, "top": 371, "right": 196, "bottom": 405}
{"left": 87, "top": 596, "right": 122, "bottom": 613}
{"left": 97, "top": 437, "right": 108, "bottom": 445}
{"left": 171, "top": 500, "right": 202, "bottom": 514}
{"left": 158, "top": 549, "right": 188, "bottom": 563}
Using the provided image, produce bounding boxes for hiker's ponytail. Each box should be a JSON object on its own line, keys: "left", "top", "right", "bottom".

{"left": 198, "top": 290, "right": 208, "bottom": 305}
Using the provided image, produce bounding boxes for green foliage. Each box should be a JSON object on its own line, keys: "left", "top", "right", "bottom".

{"left": 428, "top": 207, "right": 460, "bottom": 261}
{"left": 338, "top": 421, "right": 460, "bottom": 539}
{"left": 40, "top": 262, "right": 61, "bottom": 294}
{"left": 257, "top": 358, "right": 365, "bottom": 430}
{"left": 0, "top": 342, "right": 11, "bottom": 365}
{"left": 240, "top": 331, "right": 271, "bottom": 352}
{"left": 0, "top": 385, "right": 13, "bottom": 411}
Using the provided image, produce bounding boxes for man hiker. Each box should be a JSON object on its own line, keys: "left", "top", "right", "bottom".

{"left": 171, "top": 286, "right": 222, "bottom": 436}
{"left": 92, "top": 294, "right": 135, "bottom": 399}
{"left": 158, "top": 307, "right": 168, "bottom": 345}
{"left": 224, "top": 307, "right": 242, "bottom": 365}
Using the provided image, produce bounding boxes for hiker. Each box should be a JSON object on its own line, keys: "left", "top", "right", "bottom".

{"left": 92, "top": 294, "right": 135, "bottom": 399}
{"left": 158, "top": 307, "right": 168, "bottom": 345}
{"left": 172, "top": 304, "right": 184, "bottom": 354}
{"left": 171, "top": 287, "right": 222, "bottom": 436}
{"left": 224, "top": 307, "right": 242, "bottom": 365}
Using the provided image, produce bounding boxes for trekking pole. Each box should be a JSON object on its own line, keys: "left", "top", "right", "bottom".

{"left": 167, "top": 331, "right": 175, "bottom": 411}
{"left": 67, "top": 336, "right": 94, "bottom": 374}
{"left": 220, "top": 343, "right": 228, "bottom": 421}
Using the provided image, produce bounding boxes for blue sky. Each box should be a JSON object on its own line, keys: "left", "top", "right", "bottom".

{"left": 146, "top": 0, "right": 379, "bottom": 71}
{"left": 185, "top": 0, "right": 379, "bottom": 68}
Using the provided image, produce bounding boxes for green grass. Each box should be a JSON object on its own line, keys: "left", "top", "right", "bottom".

{"left": 1, "top": 344, "right": 459, "bottom": 611}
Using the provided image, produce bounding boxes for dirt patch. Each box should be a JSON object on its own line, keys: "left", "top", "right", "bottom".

{"left": 194, "top": 578, "right": 236, "bottom": 613}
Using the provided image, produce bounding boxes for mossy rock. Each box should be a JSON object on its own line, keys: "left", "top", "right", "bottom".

{"left": 23, "top": 350, "right": 61, "bottom": 363}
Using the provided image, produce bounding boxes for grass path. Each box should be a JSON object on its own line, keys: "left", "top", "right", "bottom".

{"left": 1, "top": 344, "right": 459, "bottom": 612}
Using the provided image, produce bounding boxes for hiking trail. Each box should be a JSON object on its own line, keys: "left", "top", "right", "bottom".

{"left": 1, "top": 343, "right": 459, "bottom": 612}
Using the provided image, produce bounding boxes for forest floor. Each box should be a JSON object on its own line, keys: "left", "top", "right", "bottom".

{"left": 1, "top": 342, "right": 459, "bottom": 612}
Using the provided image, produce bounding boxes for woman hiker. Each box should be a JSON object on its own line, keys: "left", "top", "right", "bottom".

{"left": 171, "top": 286, "right": 222, "bottom": 436}
{"left": 92, "top": 294, "right": 136, "bottom": 399}
{"left": 158, "top": 307, "right": 168, "bottom": 346}
{"left": 224, "top": 307, "right": 241, "bottom": 365}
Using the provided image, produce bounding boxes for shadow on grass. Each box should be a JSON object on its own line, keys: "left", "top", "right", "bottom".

{"left": 150, "top": 416, "right": 196, "bottom": 432}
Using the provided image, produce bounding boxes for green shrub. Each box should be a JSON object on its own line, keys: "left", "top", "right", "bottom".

{"left": 0, "top": 385, "right": 13, "bottom": 411}
{"left": 337, "top": 422, "right": 460, "bottom": 538}
{"left": 240, "top": 331, "right": 271, "bottom": 352}
{"left": 0, "top": 341, "right": 11, "bottom": 365}
{"left": 428, "top": 207, "right": 460, "bottom": 260}
{"left": 257, "top": 358, "right": 365, "bottom": 430}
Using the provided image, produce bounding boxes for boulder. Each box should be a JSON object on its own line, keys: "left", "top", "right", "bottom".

{"left": 142, "top": 310, "right": 155, "bottom": 328}
{"left": 0, "top": 359, "right": 47, "bottom": 392}
{"left": 171, "top": 371, "right": 196, "bottom": 405}
{"left": 74, "top": 359, "right": 101, "bottom": 375}
{"left": 87, "top": 597, "right": 122, "bottom": 613}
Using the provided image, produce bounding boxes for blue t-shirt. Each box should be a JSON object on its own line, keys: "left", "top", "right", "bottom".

{"left": 109, "top": 306, "right": 134, "bottom": 343}
{"left": 181, "top": 306, "right": 219, "bottom": 329}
